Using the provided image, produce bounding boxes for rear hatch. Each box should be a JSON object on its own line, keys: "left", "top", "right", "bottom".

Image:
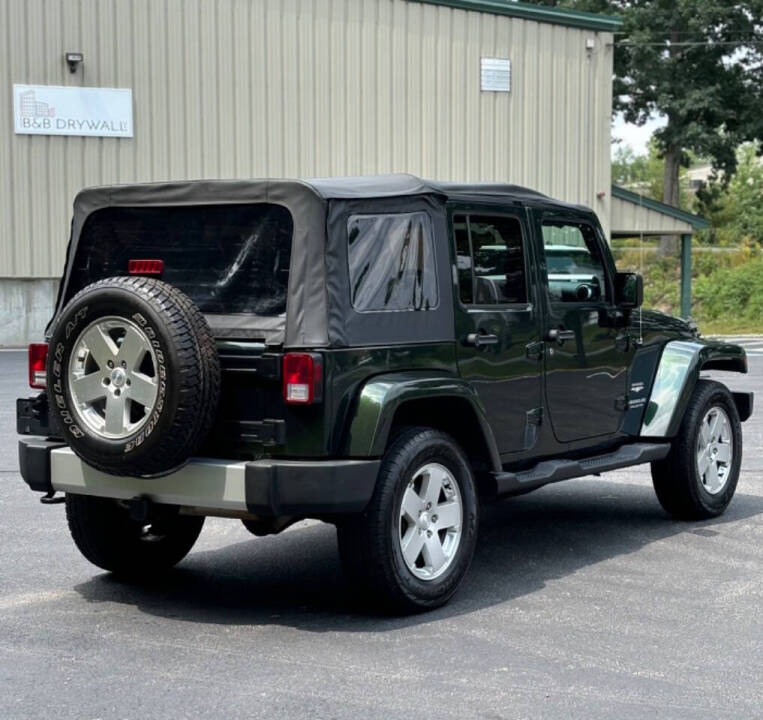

{"left": 63, "top": 202, "right": 308, "bottom": 459}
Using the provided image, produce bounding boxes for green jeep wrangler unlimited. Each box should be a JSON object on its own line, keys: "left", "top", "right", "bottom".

{"left": 17, "top": 175, "right": 754, "bottom": 612}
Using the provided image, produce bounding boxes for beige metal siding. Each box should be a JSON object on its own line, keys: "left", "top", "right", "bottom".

{"left": 0, "top": 0, "right": 614, "bottom": 279}
{"left": 611, "top": 195, "right": 695, "bottom": 237}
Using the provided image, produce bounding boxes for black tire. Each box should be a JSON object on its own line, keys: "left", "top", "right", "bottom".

{"left": 47, "top": 276, "right": 220, "bottom": 476}
{"left": 65, "top": 494, "right": 204, "bottom": 576}
{"left": 651, "top": 379, "right": 742, "bottom": 520}
{"left": 337, "top": 427, "right": 479, "bottom": 613}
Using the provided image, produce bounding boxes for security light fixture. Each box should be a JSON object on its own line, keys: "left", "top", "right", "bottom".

{"left": 66, "top": 52, "right": 84, "bottom": 73}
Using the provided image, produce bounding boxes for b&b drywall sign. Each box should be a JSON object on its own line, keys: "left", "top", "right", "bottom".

{"left": 13, "top": 84, "right": 133, "bottom": 138}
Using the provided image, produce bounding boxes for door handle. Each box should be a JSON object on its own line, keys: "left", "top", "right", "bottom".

{"left": 546, "top": 328, "right": 576, "bottom": 344}
{"left": 465, "top": 332, "right": 499, "bottom": 348}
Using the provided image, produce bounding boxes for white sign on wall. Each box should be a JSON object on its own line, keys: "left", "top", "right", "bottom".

{"left": 13, "top": 84, "right": 133, "bottom": 138}
{"left": 480, "top": 57, "right": 511, "bottom": 93}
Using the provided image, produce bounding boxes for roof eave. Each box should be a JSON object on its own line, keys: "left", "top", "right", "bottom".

{"left": 611, "top": 185, "right": 710, "bottom": 231}
{"left": 411, "top": 0, "right": 622, "bottom": 33}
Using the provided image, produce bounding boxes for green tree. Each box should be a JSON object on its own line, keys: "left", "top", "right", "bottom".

{"left": 612, "top": 138, "right": 690, "bottom": 204}
{"left": 696, "top": 142, "right": 763, "bottom": 247}
{"left": 542, "top": 0, "right": 763, "bottom": 252}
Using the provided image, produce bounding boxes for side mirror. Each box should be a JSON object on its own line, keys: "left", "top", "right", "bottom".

{"left": 615, "top": 272, "right": 643, "bottom": 308}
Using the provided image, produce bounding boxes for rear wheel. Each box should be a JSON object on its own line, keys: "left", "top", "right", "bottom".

{"left": 65, "top": 494, "right": 204, "bottom": 576}
{"left": 337, "top": 427, "right": 478, "bottom": 613}
{"left": 651, "top": 379, "right": 742, "bottom": 520}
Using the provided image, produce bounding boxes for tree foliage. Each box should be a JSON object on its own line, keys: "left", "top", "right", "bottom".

{"left": 612, "top": 1, "right": 763, "bottom": 183}
{"left": 696, "top": 142, "right": 763, "bottom": 246}
{"left": 541, "top": 0, "right": 763, "bottom": 202}
{"left": 611, "top": 139, "right": 690, "bottom": 205}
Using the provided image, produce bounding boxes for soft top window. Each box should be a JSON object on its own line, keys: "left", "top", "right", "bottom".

{"left": 72, "top": 204, "right": 293, "bottom": 316}
{"left": 347, "top": 212, "right": 438, "bottom": 312}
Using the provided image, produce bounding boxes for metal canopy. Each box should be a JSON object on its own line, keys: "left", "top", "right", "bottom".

{"left": 611, "top": 185, "right": 710, "bottom": 238}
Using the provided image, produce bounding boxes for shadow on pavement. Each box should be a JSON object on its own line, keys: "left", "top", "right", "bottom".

{"left": 74, "top": 478, "right": 763, "bottom": 630}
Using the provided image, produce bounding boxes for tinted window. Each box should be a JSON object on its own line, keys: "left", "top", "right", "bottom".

{"left": 74, "top": 204, "right": 293, "bottom": 315}
{"left": 347, "top": 212, "right": 438, "bottom": 312}
{"left": 453, "top": 214, "right": 527, "bottom": 305}
{"left": 541, "top": 222, "right": 607, "bottom": 302}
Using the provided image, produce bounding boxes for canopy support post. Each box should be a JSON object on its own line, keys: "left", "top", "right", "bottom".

{"left": 680, "top": 233, "right": 692, "bottom": 319}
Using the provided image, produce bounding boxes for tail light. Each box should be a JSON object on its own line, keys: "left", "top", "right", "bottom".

{"left": 282, "top": 353, "right": 323, "bottom": 404}
{"left": 28, "top": 343, "right": 48, "bottom": 389}
{"left": 128, "top": 258, "right": 164, "bottom": 276}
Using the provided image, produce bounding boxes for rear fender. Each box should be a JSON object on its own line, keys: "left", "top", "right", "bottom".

{"left": 640, "top": 340, "right": 748, "bottom": 437}
{"left": 343, "top": 371, "right": 501, "bottom": 471}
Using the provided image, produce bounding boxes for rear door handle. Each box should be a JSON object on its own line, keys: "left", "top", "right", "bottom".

{"left": 546, "top": 328, "right": 576, "bottom": 344}
{"left": 465, "top": 332, "right": 499, "bottom": 348}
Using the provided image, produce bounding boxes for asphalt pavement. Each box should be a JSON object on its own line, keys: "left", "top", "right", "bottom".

{"left": 1, "top": 344, "right": 761, "bottom": 719}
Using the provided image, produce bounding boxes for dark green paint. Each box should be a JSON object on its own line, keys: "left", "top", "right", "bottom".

{"left": 214, "top": 340, "right": 462, "bottom": 459}
{"left": 447, "top": 203, "right": 543, "bottom": 455}
{"left": 343, "top": 370, "right": 500, "bottom": 470}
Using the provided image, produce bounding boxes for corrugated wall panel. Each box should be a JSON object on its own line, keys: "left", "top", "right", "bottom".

{"left": 0, "top": 0, "right": 13, "bottom": 276}
{"left": 1, "top": 0, "right": 613, "bottom": 279}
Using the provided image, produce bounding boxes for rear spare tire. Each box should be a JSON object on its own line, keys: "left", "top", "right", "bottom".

{"left": 47, "top": 276, "right": 220, "bottom": 476}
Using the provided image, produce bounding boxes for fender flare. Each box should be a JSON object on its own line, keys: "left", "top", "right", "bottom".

{"left": 640, "top": 340, "right": 748, "bottom": 437}
{"left": 342, "top": 371, "right": 502, "bottom": 472}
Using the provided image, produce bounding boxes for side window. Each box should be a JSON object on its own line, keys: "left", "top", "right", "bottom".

{"left": 347, "top": 212, "right": 438, "bottom": 312}
{"left": 452, "top": 214, "right": 527, "bottom": 305}
{"left": 541, "top": 221, "right": 608, "bottom": 303}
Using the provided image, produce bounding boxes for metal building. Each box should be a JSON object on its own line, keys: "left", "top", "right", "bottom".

{"left": 1, "top": 0, "right": 625, "bottom": 345}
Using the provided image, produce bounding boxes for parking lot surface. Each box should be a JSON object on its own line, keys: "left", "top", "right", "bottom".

{"left": 1, "top": 345, "right": 761, "bottom": 719}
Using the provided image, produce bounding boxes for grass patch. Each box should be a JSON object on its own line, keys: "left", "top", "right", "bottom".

{"left": 611, "top": 244, "right": 763, "bottom": 335}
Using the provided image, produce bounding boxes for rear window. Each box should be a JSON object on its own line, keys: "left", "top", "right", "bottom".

{"left": 72, "top": 204, "right": 293, "bottom": 315}
{"left": 347, "top": 212, "right": 438, "bottom": 312}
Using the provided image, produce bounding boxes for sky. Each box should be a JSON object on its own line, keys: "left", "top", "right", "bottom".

{"left": 612, "top": 113, "right": 666, "bottom": 156}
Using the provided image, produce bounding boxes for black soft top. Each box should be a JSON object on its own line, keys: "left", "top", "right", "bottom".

{"left": 306, "top": 173, "right": 544, "bottom": 201}
{"left": 51, "top": 175, "right": 587, "bottom": 347}
{"left": 305, "top": 173, "right": 587, "bottom": 213}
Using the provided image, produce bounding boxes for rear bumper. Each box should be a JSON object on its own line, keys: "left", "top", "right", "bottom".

{"left": 18, "top": 438, "right": 380, "bottom": 516}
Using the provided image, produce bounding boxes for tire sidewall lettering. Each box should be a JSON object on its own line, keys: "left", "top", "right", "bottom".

{"left": 52, "top": 305, "right": 89, "bottom": 440}
{"left": 125, "top": 312, "right": 168, "bottom": 453}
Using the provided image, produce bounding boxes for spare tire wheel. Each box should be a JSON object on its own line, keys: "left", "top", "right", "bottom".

{"left": 47, "top": 276, "right": 220, "bottom": 476}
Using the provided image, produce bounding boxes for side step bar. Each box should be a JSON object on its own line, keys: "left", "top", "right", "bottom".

{"left": 493, "top": 442, "right": 671, "bottom": 497}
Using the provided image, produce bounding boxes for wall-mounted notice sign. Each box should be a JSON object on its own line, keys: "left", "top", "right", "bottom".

{"left": 13, "top": 84, "right": 133, "bottom": 137}
{"left": 480, "top": 58, "right": 511, "bottom": 93}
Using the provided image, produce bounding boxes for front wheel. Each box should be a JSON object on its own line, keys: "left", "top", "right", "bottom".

{"left": 337, "top": 427, "right": 479, "bottom": 613}
{"left": 65, "top": 494, "right": 204, "bottom": 576}
{"left": 651, "top": 379, "right": 742, "bottom": 520}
